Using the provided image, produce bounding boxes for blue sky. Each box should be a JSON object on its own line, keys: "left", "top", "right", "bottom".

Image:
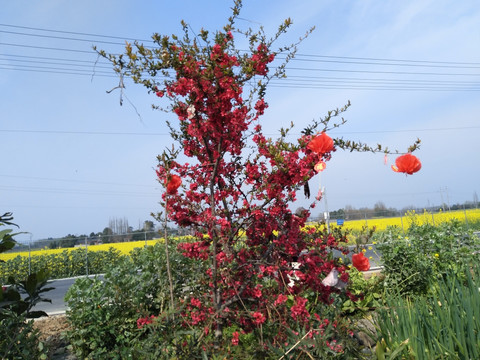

{"left": 1, "top": 0, "right": 479, "bottom": 241}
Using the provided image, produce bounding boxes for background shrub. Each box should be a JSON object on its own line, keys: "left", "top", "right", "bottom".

{"left": 376, "top": 219, "right": 480, "bottom": 296}
{"left": 65, "top": 242, "right": 206, "bottom": 359}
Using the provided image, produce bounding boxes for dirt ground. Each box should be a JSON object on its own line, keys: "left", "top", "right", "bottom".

{"left": 33, "top": 315, "right": 76, "bottom": 359}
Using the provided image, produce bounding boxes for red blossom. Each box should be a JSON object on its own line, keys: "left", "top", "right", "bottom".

{"left": 137, "top": 315, "right": 156, "bottom": 329}
{"left": 274, "top": 294, "right": 288, "bottom": 306}
{"left": 290, "top": 297, "right": 310, "bottom": 321}
{"left": 166, "top": 174, "right": 182, "bottom": 194}
{"left": 231, "top": 331, "right": 239, "bottom": 346}
{"left": 391, "top": 153, "right": 422, "bottom": 175}
{"left": 252, "top": 311, "right": 266, "bottom": 325}
{"left": 352, "top": 252, "right": 370, "bottom": 271}
{"left": 307, "top": 132, "right": 334, "bottom": 154}
{"left": 190, "top": 297, "right": 202, "bottom": 308}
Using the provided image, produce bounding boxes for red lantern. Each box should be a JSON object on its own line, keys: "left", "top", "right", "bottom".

{"left": 391, "top": 153, "right": 421, "bottom": 175}
{"left": 314, "top": 161, "right": 326, "bottom": 173}
{"left": 166, "top": 174, "right": 182, "bottom": 194}
{"left": 307, "top": 132, "right": 334, "bottom": 154}
{"left": 352, "top": 252, "right": 370, "bottom": 271}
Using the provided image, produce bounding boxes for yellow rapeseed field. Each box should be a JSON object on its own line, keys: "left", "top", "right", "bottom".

{"left": 1, "top": 210, "right": 478, "bottom": 261}
{"left": 339, "top": 208, "right": 480, "bottom": 232}
{"left": 0, "top": 238, "right": 164, "bottom": 262}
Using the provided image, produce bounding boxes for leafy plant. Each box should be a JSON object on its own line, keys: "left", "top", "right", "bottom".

{"left": 377, "top": 228, "right": 433, "bottom": 296}
{"left": 376, "top": 220, "right": 479, "bottom": 296}
{"left": 342, "top": 267, "right": 383, "bottom": 315}
{"left": 65, "top": 242, "right": 206, "bottom": 359}
{"left": 0, "top": 212, "right": 51, "bottom": 359}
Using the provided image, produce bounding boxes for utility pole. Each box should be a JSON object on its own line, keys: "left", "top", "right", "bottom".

{"left": 324, "top": 188, "right": 330, "bottom": 233}
{"left": 440, "top": 187, "right": 445, "bottom": 210}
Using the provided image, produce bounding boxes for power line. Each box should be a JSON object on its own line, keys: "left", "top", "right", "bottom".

{"left": 2, "top": 23, "right": 479, "bottom": 67}
{"left": 294, "top": 53, "right": 480, "bottom": 66}
{"left": 0, "top": 174, "right": 157, "bottom": 188}
{"left": 2, "top": 52, "right": 478, "bottom": 90}
{"left": 0, "top": 53, "right": 110, "bottom": 64}
{"left": 0, "top": 184, "right": 159, "bottom": 197}
{"left": 0, "top": 29, "right": 127, "bottom": 46}
{"left": 0, "top": 57, "right": 112, "bottom": 69}
{"left": 0, "top": 23, "right": 154, "bottom": 43}
{"left": 0, "top": 126, "right": 478, "bottom": 137}
{"left": 0, "top": 65, "right": 116, "bottom": 77}
{"left": 0, "top": 129, "right": 170, "bottom": 135}
{"left": 286, "top": 75, "right": 480, "bottom": 85}
{"left": 269, "top": 83, "right": 480, "bottom": 92}
{"left": 1, "top": 23, "right": 479, "bottom": 92}
{"left": 280, "top": 55, "right": 480, "bottom": 69}
{"left": 0, "top": 42, "right": 96, "bottom": 54}
{"left": 285, "top": 66, "right": 480, "bottom": 77}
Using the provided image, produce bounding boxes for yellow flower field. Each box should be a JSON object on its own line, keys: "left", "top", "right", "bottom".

{"left": 1, "top": 210, "right": 478, "bottom": 261}
{"left": 0, "top": 238, "right": 164, "bottom": 262}
{"left": 338, "top": 208, "right": 480, "bottom": 233}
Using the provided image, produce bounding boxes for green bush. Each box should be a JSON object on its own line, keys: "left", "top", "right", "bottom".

{"left": 342, "top": 267, "right": 383, "bottom": 315}
{"left": 376, "top": 220, "right": 480, "bottom": 296}
{"left": 0, "top": 313, "right": 47, "bottom": 360}
{"left": 0, "top": 212, "right": 51, "bottom": 359}
{"left": 65, "top": 242, "right": 206, "bottom": 359}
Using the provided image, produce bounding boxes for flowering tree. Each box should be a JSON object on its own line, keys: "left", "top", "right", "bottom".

{"left": 98, "top": 1, "right": 420, "bottom": 354}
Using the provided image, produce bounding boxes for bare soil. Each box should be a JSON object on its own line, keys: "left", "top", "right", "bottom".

{"left": 33, "top": 315, "right": 77, "bottom": 359}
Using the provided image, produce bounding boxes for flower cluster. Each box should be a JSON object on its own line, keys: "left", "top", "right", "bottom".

{"left": 136, "top": 315, "right": 156, "bottom": 329}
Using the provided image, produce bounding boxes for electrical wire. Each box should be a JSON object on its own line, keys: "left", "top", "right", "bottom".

{"left": 0, "top": 126, "right": 478, "bottom": 137}
{"left": 0, "top": 174, "right": 157, "bottom": 188}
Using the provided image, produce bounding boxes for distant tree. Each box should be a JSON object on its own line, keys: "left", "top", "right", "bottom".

{"left": 143, "top": 220, "right": 154, "bottom": 232}
{"left": 109, "top": 217, "right": 129, "bottom": 235}
{"left": 373, "top": 201, "right": 387, "bottom": 217}
{"left": 329, "top": 208, "right": 345, "bottom": 220}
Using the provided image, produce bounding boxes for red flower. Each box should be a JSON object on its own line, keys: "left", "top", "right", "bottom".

{"left": 307, "top": 132, "right": 334, "bottom": 154}
{"left": 137, "top": 315, "right": 156, "bottom": 329}
{"left": 252, "top": 311, "right": 266, "bottom": 325}
{"left": 391, "top": 153, "right": 421, "bottom": 175}
{"left": 274, "top": 294, "right": 288, "bottom": 306}
{"left": 166, "top": 174, "right": 182, "bottom": 194}
{"left": 231, "top": 331, "right": 239, "bottom": 346}
{"left": 352, "top": 252, "right": 370, "bottom": 271}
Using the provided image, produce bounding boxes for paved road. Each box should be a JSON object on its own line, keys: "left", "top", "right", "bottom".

{"left": 33, "top": 275, "right": 103, "bottom": 315}
{"left": 32, "top": 245, "right": 384, "bottom": 315}
{"left": 32, "top": 233, "right": 480, "bottom": 315}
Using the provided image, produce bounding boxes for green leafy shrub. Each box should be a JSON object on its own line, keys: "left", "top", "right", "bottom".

{"left": 65, "top": 242, "right": 206, "bottom": 359}
{"left": 0, "top": 212, "right": 51, "bottom": 359}
{"left": 342, "top": 267, "right": 383, "bottom": 315}
{"left": 376, "top": 220, "right": 480, "bottom": 296}
{"left": 0, "top": 313, "right": 47, "bottom": 360}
